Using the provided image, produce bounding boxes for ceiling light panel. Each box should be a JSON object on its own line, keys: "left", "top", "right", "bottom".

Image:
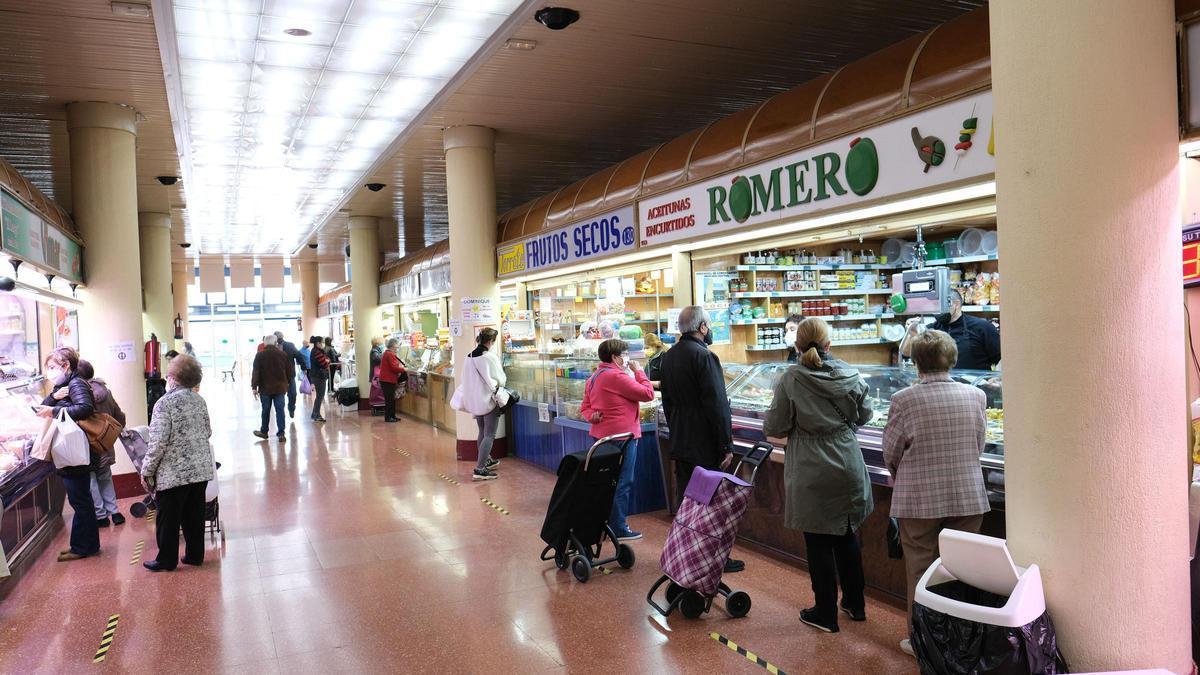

{"left": 167, "top": 0, "right": 523, "bottom": 253}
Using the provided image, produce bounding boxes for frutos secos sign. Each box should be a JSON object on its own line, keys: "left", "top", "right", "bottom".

{"left": 639, "top": 91, "right": 994, "bottom": 246}
{"left": 497, "top": 206, "right": 636, "bottom": 278}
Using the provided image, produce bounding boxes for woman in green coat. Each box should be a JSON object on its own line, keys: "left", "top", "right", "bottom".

{"left": 764, "top": 317, "right": 873, "bottom": 634}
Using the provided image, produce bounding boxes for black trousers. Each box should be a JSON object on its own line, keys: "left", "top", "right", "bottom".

{"left": 61, "top": 473, "right": 101, "bottom": 556}
{"left": 155, "top": 481, "right": 207, "bottom": 568}
{"left": 803, "top": 525, "right": 866, "bottom": 624}
{"left": 674, "top": 460, "right": 698, "bottom": 511}
{"left": 381, "top": 381, "right": 397, "bottom": 419}
{"left": 311, "top": 377, "right": 327, "bottom": 418}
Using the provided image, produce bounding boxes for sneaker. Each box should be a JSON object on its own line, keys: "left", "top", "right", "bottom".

{"left": 484, "top": 457, "right": 499, "bottom": 471}
{"left": 289, "top": 408, "right": 295, "bottom": 419}
{"left": 276, "top": 433, "right": 286, "bottom": 440}
{"left": 900, "top": 639, "right": 915, "bottom": 657}
{"left": 253, "top": 430, "right": 268, "bottom": 440}
{"left": 472, "top": 468, "right": 498, "bottom": 481}
{"left": 57, "top": 551, "right": 93, "bottom": 562}
{"left": 313, "top": 416, "right": 326, "bottom": 423}
{"left": 799, "top": 608, "right": 839, "bottom": 633}
{"left": 614, "top": 529, "right": 643, "bottom": 542}
{"left": 840, "top": 603, "right": 866, "bottom": 622}
{"left": 96, "top": 517, "right": 110, "bottom": 528}
{"left": 722, "top": 558, "right": 745, "bottom": 573}
{"left": 111, "top": 513, "right": 126, "bottom": 526}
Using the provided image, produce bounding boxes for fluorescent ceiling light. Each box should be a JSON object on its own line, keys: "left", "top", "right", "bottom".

{"left": 159, "top": 0, "right": 527, "bottom": 254}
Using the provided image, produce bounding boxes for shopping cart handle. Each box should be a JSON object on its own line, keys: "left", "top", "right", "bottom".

{"left": 741, "top": 442, "right": 773, "bottom": 468}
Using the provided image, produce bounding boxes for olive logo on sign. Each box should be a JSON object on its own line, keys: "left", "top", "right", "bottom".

{"left": 728, "top": 175, "right": 753, "bottom": 223}
{"left": 911, "top": 127, "right": 945, "bottom": 173}
{"left": 845, "top": 137, "right": 879, "bottom": 196}
{"left": 622, "top": 226, "right": 634, "bottom": 247}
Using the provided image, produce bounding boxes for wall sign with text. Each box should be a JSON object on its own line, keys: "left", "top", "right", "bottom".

{"left": 496, "top": 206, "right": 636, "bottom": 279}
{"left": 638, "top": 91, "right": 994, "bottom": 247}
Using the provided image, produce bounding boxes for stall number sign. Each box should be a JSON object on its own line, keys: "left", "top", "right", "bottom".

{"left": 496, "top": 206, "right": 636, "bottom": 278}
{"left": 639, "top": 91, "right": 995, "bottom": 247}
{"left": 1184, "top": 223, "right": 1200, "bottom": 287}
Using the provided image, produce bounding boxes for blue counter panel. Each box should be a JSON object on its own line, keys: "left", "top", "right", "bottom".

{"left": 510, "top": 401, "right": 563, "bottom": 472}
{"left": 553, "top": 419, "right": 667, "bottom": 516}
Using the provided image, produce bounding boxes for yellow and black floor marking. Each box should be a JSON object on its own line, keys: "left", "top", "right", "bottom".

{"left": 128, "top": 540, "right": 145, "bottom": 566}
{"left": 479, "top": 497, "right": 510, "bottom": 516}
{"left": 595, "top": 566, "right": 613, "bottom": 575}
{"left": 93, "top": 614, "right": 120, "bottom": 663}
{"left": 710, "top": 632, "right": 786, "bottom": 675}
{"left": 396, "top": 449, "right": 411, "bottom": 457}
{"left": 436, "top": 473, "right": 459, "bottom": 486}
{"left": 145, "top": 510, "right": 156, "bottom": 523}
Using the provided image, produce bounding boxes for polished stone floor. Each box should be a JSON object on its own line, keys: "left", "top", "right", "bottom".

{"left": 0, "top": 383, "right": 916, "bottom": 673}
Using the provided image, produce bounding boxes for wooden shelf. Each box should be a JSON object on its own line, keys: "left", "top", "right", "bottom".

{"left": 731, "top": 289, "right": 893, "bottom": 299}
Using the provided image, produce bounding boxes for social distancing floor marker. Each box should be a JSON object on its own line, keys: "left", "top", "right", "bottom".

{"left": 436, "top": 473, "right": 459, "bottom": 486}
{"left": 145, "top": 510, "right": 156, "bottom": 523}
{"left": 397, "top": 449, "right": 411, "bottom": 457}
{"left": 93, "top": 614, "right": 119, "bottom": 663}
{"left": 128, "top": 540, "right": 145, "bottom": 565}
{"left": 595, "top": 566, "right": 613, "bottom": 575}
{"left": 479, "top": 497, "right": 510, "bottom": 516}
{"left": 710, "top": 632, "right": 786, "bottom": 675}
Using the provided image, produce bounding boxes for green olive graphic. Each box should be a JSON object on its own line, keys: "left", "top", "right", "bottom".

{"left": 729, "top": 175, "right": 753, "bottom": 223}
{"left": 845, "top": 137, "right": 879, "bottom": 196}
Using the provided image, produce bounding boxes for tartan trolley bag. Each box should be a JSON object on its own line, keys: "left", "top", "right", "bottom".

{"left": 539, "top": 433, "right": 637, "bottom": 583}
{"left": 647, "top": 442, "right": 771, "bottom": 619}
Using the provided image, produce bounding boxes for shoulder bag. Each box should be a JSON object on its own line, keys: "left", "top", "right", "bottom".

{"left": 78, "top": 412, "right": 123, "bottom": 456}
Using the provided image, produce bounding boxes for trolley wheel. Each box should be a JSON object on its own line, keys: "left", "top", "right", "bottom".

{"left": 617, "top": 544, "right": 636, "bottom": 570}
{"left": 665, "top": 582, "right": 684, "bottom": 606}
{"left": 726, "top": 590, "right": 752, "bottom": 618}
{"left": 679, "top": 591, "right": 706, "bottom": 619}
{"left": 130, "top": 502, "right": 148, "bottom": 518}
{"left": 554, "top": 550, "right": 570, "bottom": 570}
{"left": 570, "top": 555, "right": 592, "bottom": 583}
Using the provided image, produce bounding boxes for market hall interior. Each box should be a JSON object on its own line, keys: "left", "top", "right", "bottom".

{"left": 0, "top": 0, "right": 1196, "bottom": 673}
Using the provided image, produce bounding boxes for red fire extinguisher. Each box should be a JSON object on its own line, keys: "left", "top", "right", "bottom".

{"left": 145, "top": 334, "right": 161, "bottom": 379}
{"left": 174, "top": 314, "right": 184, "bottom": 340}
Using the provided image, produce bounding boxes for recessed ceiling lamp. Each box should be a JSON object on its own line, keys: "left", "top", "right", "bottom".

{"left": 111, "top": 1, "right": 150, "bottom": 18}
{"left": 505, "top": 38, "right": 538, "bottom": 51}
{"left": 283, "top": 28, "right": 311, "bottom": 37}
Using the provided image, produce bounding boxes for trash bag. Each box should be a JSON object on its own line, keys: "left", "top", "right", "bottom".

{"left": 335, "top": 385, "right": 359, "bottom": 407}
{"left": 912, "top": 580, "right": 1069, "bottom": 675}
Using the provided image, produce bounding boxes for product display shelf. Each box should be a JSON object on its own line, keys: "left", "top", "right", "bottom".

{"left": 730, "top": 313, "right": 894, "bottom": 326}
{"left": 925, "top": 253, "right": 998, "bottom": 266}
{"left": 963, "top": 305, "right": 1000, "bottom": 313}
{"left": 746, "top": 338, "right": 889, "bottom": 351}
{"left": 731, "top": 289, "right": 894, "bottom": 299}
{"left": 534, "top": 293, "right": 674, "bottom": 300}
{"left": 734, "top": 263, "right": 899, "bottom": 272}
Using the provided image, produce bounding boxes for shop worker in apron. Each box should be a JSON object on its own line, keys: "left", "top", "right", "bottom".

{"left": 900, "top": 290, "right": 1000, "bottom": 371}
{"left": 659, "top": 305, "right": 744, "bottom": 574}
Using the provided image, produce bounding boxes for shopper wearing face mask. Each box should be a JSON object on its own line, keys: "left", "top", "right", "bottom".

{"left": 899, "top": 290, "right": 1000, "bottom": 371}
{"left": 140, "top": 355, "right": 215, "bottom": 572}
{"left": 659, "top": 305, "right": 744, "bottom": 573}
{"left": 35, "top": 347, "right": 98, "bottom": 562}
{"left": 579, "top": 338, "right": 655, "bottom": 541}
{"left": 784, "top": 314, "right": 804, "bottom": 364}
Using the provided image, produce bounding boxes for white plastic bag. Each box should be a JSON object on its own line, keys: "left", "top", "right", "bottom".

{"left": 50, "top": 409, "right": 90, "bottom": 469}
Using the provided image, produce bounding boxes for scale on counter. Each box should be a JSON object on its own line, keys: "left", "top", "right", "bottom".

{"left": 889, "top": 267, "right": 951, "bottom": 315}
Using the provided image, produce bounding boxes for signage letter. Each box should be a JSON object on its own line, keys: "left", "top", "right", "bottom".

{"left": 707, "top": 185, "right": 730, "bottom": 225}
{"left": 813, "top": 152, "right": 847, "bottom": 201}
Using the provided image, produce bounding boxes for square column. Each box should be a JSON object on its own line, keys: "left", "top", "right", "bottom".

{"left": 349, "top": 216, "right": 381, "bottom": 394}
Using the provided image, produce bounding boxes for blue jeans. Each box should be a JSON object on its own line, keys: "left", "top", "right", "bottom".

{"left": 609, "top": 440, "right": 638, "bottom": 532}
{"left": 62, "top": 473, "right": 101, "bottom": 555}
{"left": 90, "top": 467, "right": 118, "bottom": 518}
{"left": 286, "top": 378, "right": 298, "bottom": 416}
{"left": 260, "top": 393, "right": 285, "bottom": 435}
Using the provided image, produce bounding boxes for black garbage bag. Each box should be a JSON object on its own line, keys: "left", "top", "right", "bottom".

{"left": 912, "top": 580, "right": 1069, "bottom": 675}
{"left": 336, "top": 385, "right": 359, "bottom": 407}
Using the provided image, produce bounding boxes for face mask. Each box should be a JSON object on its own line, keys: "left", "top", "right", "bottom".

{"left": 702, "top": 328, "right": 714, "bottom": 346}
{"left": 937, "top": 312, "right": 953, "bottom": 325}
{"left": 784, "top": 329, "right": 798, "bottom": 347}
{"left": 45, "top": 368, "right": 63, "bottom": 383}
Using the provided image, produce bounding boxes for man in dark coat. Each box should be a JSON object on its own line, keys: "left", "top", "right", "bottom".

{"left": 659, "top": 305, "right": 743, "bottom": 573}
{"left": 253, "top": 335, "right": 294, "bottom": 440}
{"left": 274, "top": 331, "right": 305, "bottom": 418}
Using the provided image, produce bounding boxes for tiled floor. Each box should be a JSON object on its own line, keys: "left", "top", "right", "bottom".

{"left": 0, "top": 383, "right": 917, "bottom": 673}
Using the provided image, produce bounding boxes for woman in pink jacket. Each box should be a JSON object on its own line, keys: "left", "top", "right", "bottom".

{"left": 580, "top": 338, "right": 655, "bottom": 541}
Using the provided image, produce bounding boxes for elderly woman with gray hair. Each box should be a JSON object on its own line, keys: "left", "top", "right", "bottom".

{"left": 378, "top": 337, "right": 407, "bottom": 423}
{"left": 883, "top": 328, "right": 989, "bottom": 656}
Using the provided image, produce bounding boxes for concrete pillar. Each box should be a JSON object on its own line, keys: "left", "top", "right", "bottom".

{"left": 296, "top": 260, "right": 319, "bottom": 341}
{"left": 171, "top": 262, "right": 190, "bottom": 350}
{"left": 139, "top": 212, "right": 173, "bottom": 354}
{"left": 348, "top": 216, "right": 381, "bottom": 393}
{"left": 990, "top": 2, "right": 1190, "bottom": 671}
{"left": 444, "top": 126, "right": 500, "bottom": 459}
{"left": 671, "top": 250, "right": 693, "bottom": 307}
{"left": 68, "top": 102, "right": 149, "bottom": 451}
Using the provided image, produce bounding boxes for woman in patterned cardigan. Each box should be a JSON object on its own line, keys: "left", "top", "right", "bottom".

{"left": 140, "top": 355, "right": 215, "bottom": 572}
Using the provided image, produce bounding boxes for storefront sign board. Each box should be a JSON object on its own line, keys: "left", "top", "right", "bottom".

{"left": 496, "top": 206, "right": 637, "bottom": 279}
{"left": 639, "top": 91, "right": 994, "bottom": 247}
{"left": 419, "top": 264, "right": 451, "bottom": 296}
{"left": 0, "top": 189, "right": 83, "bottom": 284}
{"left": 1184, "top": 222, "right": 1200, "bottom": 287}
{"left": 379, "top": 279, "right": 401, "bottom": 304}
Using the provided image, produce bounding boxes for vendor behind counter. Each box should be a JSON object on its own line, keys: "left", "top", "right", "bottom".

{"left": 900, "top": 290, "right": 999, "bottom": 371}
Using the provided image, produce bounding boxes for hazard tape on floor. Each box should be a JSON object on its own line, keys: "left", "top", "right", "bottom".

{"left": 479, "top": 497, "right": 510, "bottom": 516}
{"left": 436, "top": 473, "right": 459, "bottom": 486}
{"left": 396, "top": 449, "right": 411, "bottom": 457}
{"left": 128, "top": 540, "right": 145, "bottom": 566}
{"left": 595, "top": 566, "right": 613, "bottom": 575}
{"left": 93, "top": 614, "right": 119, "bottom": 663}
{"left": 710, "top": 632, "right": 786, "bottom": 675}
{"left": 145, "top": 510, "right": 156, "bottom": 523}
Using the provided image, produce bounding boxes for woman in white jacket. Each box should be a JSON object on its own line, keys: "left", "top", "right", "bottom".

{"left": 466, "top": 328, "right": 505, "bottom": 480}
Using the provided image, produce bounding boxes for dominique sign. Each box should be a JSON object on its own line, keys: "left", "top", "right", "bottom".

{"left": 639, "top": 91, "right": 995, "bottom": 247}
{"left": 496, "top": 206, "right": 636, "bottom": 278}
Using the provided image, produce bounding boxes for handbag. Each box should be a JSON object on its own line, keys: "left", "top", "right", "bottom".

{"left": 494, "top": 383, "right": 520, "bottom": 412}
{"left": 48, "top": 409, "right": 90, "bottom": 468}
{"left": 30, "top": 416, "right": 55, "bottom": 462}
{"left": 78, "top": 412, "right": 122, "bottom": 456}
{"left": 300, "top": 375, "right": 313, "bottom": 395}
